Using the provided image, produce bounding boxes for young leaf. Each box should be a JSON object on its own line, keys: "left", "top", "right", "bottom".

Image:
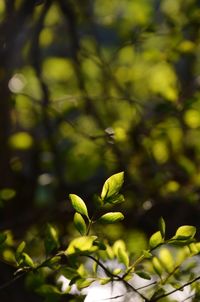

{"left": 143, "top": 250, "right": 152, "bottom": 259}
{"left": 98, "top": 212, "right": 124, "bottom": 224}
{"left": 16, "top": 241, "right": 26, "bottom": 259}
{"left": 174, "top": 225, "right": 196, "bottom": 239}
{"left": 100, "top": 278, "right": 111, "bottom": 285}
{"left": 152, "top": 257, "right": 163, "bottom": 276}
{"left": 158, "top": 248, "right": 174, "bottom": 273}
{"left": 69, "top": 194, "right": 89, "bottom": 218}
{"left": 149, "top": 231, "right": 163, "bottom": 249}
{"left": 21, "top": 252, "right": 35, "bottom": 268}
{"left": 158, "top": 217, "right": 166, "bottom": 239}
{"left": 117, "top": 247, "right": 129, "bottom": 268}
{"left": 65, "top": 236, "right": 97, "bottom": 255}
{"left": 101, "top": 172, "right": 124, "bottom": 201}
{"left": 113, "top": 268, "right": 122, "bottom": 275}
{"left": 76, "top": 278, "right": 94, "bottom": 290}
{"left": 74, "top": 213, "right": 87, "bottom": 235}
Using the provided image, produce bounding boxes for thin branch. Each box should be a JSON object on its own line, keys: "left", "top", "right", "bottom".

{"left": 85, "top": 255, "right": 150, "bottom": 302}
{"left": 151, "top": 275, "right": 200, "bottom": 301}
{"left": 0, "top": 269, "right": 29, "bottom": 291}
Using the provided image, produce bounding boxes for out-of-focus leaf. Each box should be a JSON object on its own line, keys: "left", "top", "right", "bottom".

{"left": 158, "top": 217, "right": 166, "bottom": 239}
{"left": 45, "top": 224, "right": 59, "bottom": 255}
{"left": 65, "top": 236, "right": 97, "bottom": 255}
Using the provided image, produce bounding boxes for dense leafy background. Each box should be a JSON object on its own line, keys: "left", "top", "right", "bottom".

{"left": 1, "top": 0, "right": 200, "bottom": 300}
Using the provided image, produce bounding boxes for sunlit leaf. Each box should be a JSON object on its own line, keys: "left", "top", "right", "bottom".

{"left": 101, "top": 172, "right": 124, "bottom": 201}
{"left": 69, "top": 194, "right": 89, "bottom": 218}
{"left": 65, "top": 236, "right": 97, "bottom": 255}
{"left": 152, "top": 257, "right": 163, "bottom": 276}
{"left": 99, "top": 212, "right": 124, "bottom": 224}
{"left": 74, "top": 213, "right": 87, "bottom": 235}
{"left": 76, "top": 278, "right": 94, "bottom": 290}
{"left": 100, "top": 278, "right": 111, "bottom": 285}
{"left": 174, "top": 225, "right": 196, "bottom": 239}
{"left": 149, "top": 231, "right": 163, "bottom": 249}
{"left": 21, "top": 252, "right": 35, "bottom": 268}
{"left": 158, "top": 248, "right": 174, "bottom": 273}
{"left": 117, "top": 247, "right": 129, "bottom": 268}
{"left": 16, "top": 241, "right": 26, "bottom": 261}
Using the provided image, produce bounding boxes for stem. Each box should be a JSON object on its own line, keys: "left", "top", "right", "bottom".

{"left": 85, "top": 255, "right": 150, "bottom": 302}
{"left": 86, "top": 218, "right": 93, "bottom": 236}
{"left": 151, "top": 275, "right": 200, "bottom": 301}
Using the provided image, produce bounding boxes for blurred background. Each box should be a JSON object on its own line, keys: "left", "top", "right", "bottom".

{"left": 1, "top": 0, "right": 200, "bottom": 300}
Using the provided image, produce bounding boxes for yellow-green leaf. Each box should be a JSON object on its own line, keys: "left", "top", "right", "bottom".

{"left": 149, "top": 231, "right": 163, "bottom": 249}
{"left": 117, "top": 247, "right": 129, "bottom": 268}
{"left": 65, "top": 236, "right": 97, "bottom": 255}
{"left": 99, "top": 212, "right": 124, "bottom": 224}
{"left": 69, "top": 194, "right": 89, "bottom": 218}
{"left": 74, "top": 213, "right": 87, "bottom": 235}
{"left": 101, "top": 172, "right": 124, "bottom": 200}
{"left": 174, "top": 225, "right": 196, "bottom": 239}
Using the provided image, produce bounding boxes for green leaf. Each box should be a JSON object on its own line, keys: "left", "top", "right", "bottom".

{"left": 21, "top": 252, "right": 35, "bottom": 268}
{"left": 149, "top": 231, "right": 163, "bottom": 249}
{"left": 45, "top": 224, "right": 59, "bottom": 255}
{"left": 60, "top": 267, "right": 79, "bottom": 280}
{"left": 16, "top": 241, "right": 26, "bottom": 255}
{"left": 76, "top": 278, "right": 94, "bottom": 290}
{"left": 189, "top": 242, "right": 200, "bottom": 254}
{"left": 46, "top": 256, "right": 61, "bottom": 267}
{"left": 158, "top": 217, "right": 166, "bottom": 239}
{"left": 158, "top": 248, "right": 174, "bottom": 273}
{"left": 101, "top": 172, "right": 124, "bottom": 201}
{"left": 93, "top": 240, "right": 107, "bottom": 250}
{"left": 174, "top": 225, "right": 196, "bottom": 239}
{"left": 113, "top": 268, "right": 122, "bottom": 275}
{"left": 16, "top": 241, "right": 26, "bottom": 262}
{"left": 117, "top": 247, "right": 129, "bottom": 268}
{"left": 143, "top": 250, "right": 152, "bottom": 259}
{"left": 65, "top": 236, "right": 97, "bottom": 255}
{"left": 152, "top": 257, "right": 163, "bottom": 276}
{"left": 100, "top": 278, "right": 111, "bottom": 285}
{"left": 69, "top": 194, "right": 89, "bottom": 218}
{"left": 135, "top": 271, "right": 151, "bottom": 280}
{"left": 74, "top": 213, "right": 87, "bottom": 235}
{"left": 99, "top": 212, "right": 124, "bottom": 224}
{"left": 37, "top": 284, "right": 61, "bottom": 296}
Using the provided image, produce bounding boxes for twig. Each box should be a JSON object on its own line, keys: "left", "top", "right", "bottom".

{"left": 85, "top": 255, "right": 150, "bottom": 301}
{"left": 151, "top": 275, "right": 200, "bottom": 301}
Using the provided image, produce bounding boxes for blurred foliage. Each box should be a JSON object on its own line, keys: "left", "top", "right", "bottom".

{"left": 1, "top": 0, "right": 200, "bottom": 300}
